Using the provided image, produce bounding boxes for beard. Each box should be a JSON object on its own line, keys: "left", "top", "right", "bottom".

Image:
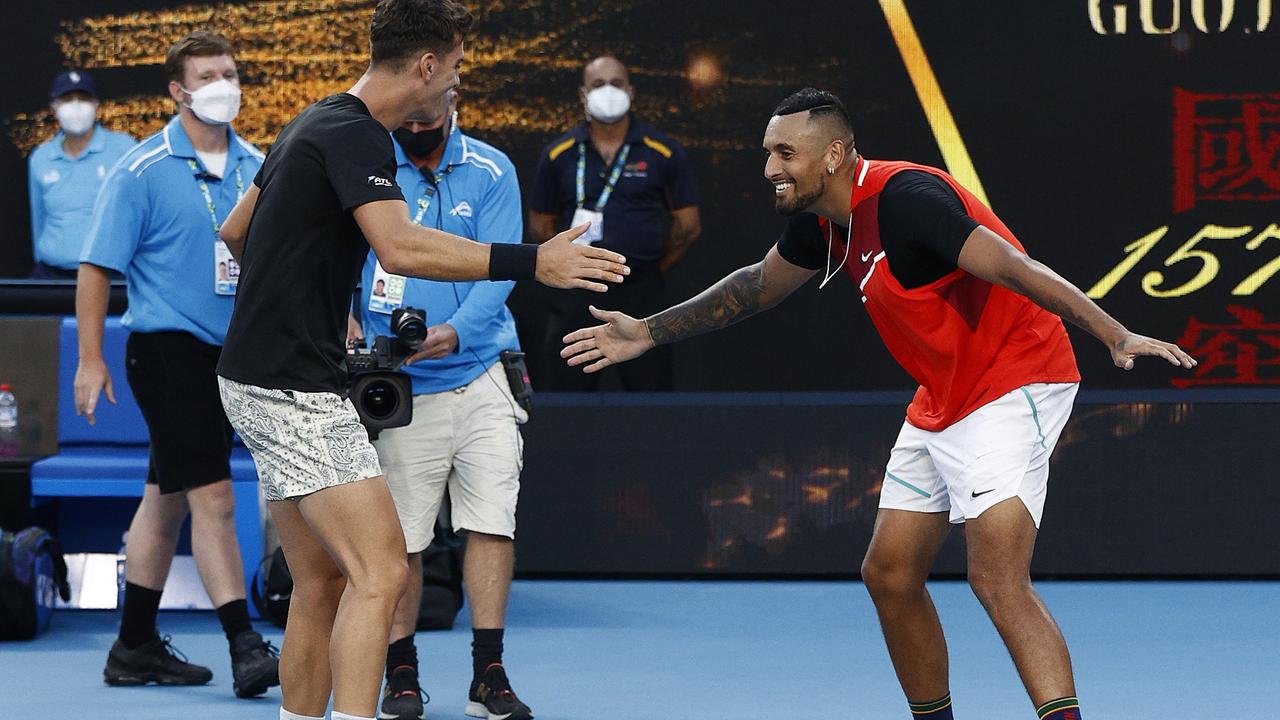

{"left": 774, "top": 174, "right": 825, "bottom": 216}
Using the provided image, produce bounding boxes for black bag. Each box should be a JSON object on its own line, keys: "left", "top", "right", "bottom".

{"left": 249, "top": 526, "right": 466, "bottom": 632}
{"left": 251, "top": 546, "right": 292, "bottom": 629}
{"left": 0, "top": 527, "right": 71, "bottom": 640}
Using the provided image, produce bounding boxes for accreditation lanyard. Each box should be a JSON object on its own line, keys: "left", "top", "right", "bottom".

{"left": 188, "top": 159, "right": 244, "bottom": 238}
{"left": 575, "top": 142, "right": 631, "bottom": 211}
{"left": 414, "top": 167, "right": 445, "bottom": 225}
{"left": 412, "top": 195, "right": 431, "bottom": 226}
{"left": 188, "top": 159, "right": 244, "bottom": 296}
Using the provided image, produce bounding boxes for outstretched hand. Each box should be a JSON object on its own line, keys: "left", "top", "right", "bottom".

{"left": 536, "top": 223, "right": 630, "bottom": 292}
{"left": 560, "top": 306, "right": 655, "bottom": 373}
{"left": 1110, "top": 332, "right": 1197, "bottom": 371}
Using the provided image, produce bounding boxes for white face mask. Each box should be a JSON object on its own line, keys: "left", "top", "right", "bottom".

{"left": 54, "top": 100, "right": 96, "bottom": 136}
{"left": 181, "top": 78, "right": 241, "bottom": 125}
{"left": 585, "top": 85, "right": 631, "bottom": 124}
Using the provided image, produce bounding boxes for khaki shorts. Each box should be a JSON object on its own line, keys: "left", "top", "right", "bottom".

{"left": 878, "top": 382, "right": 1078, "bottom": 528}
{"left": 374, "top": 363, "right": 527, "bottom": 553}
{"left": 217, "top": 376, "right": 383, "bottom": 501}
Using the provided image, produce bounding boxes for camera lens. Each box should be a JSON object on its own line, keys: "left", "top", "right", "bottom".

{"left": 361, "top": 379, "right": 401, "bottom": 420}
{"left": 392, "top": 308, "right": 428, "bottom": 345}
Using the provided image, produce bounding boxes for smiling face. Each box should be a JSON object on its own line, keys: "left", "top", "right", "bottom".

{"left": 762, "top": 111, "right": 833, "bottom": 216}
{"left": 410, "top": 36, "right": 464, "bottom": 120}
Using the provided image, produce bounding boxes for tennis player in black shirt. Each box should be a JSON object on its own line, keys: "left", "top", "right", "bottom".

{"left": 214, "top": 3, "right": 628, "bottom": 719}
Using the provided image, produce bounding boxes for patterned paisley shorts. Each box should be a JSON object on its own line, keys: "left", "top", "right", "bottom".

{"left": 217, "top": 376, "right": 383, "bottom": 501}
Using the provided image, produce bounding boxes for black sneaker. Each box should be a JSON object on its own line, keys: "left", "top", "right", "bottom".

{"left": 379, "top": 664, "right": 426, "bottom": 720}
{"left": 103, "top": 635, "right": 213, "bottom": 686}
{"left": 466, "top": 663, "right": 533, "bottom": 720}
{"left": 230, "top": 629, "right": 280, "bottom": 698}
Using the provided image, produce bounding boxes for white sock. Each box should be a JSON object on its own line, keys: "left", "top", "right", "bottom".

{"left": 330, "top": 713, "right": 374, "bottom": 720}
{"left": 279, "top": 708, "right": 324, "bottom": 720}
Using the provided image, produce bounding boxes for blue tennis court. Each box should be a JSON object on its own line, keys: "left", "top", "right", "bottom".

{"left": 2, "top": 579, "right": 1274, "bottom": 718}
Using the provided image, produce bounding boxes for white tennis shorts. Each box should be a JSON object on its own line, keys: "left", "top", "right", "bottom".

{"left": 217, "top": 376, "right": 383, "bottom": 501}
{"left": 878, "top": 382, "right": 1078, "bottom": 528}
{"left": 374, "top": 362, "right": 527, "bottom": 553}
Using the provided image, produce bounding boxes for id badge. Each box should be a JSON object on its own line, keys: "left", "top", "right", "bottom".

{"left": 214, "top": 241, "right": 239, "bottom": 296}
{"left": 367, "top": 260, "right": 407, "bottom": 315}
{"left": 570, "top": 207, "right": 604, "bottom": 246}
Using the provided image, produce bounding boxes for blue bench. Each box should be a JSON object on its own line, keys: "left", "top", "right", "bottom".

{"left": 30, "top": 317, "right": 265, "bottom": 604}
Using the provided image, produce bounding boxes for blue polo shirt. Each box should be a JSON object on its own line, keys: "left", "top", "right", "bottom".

{"left": 80, "top": 116, "right": 264, "bottom": 346}
{"left": 28, "top": 125, "right": 137, "bottom": 269}
{"left": 360, "top": 122, "right": 523, "bottom": 395}
{"left": 530, "top": 115, "right": 699, "bottom": 267}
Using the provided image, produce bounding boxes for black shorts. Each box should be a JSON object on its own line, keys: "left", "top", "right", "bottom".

{"left": 125, "top": 331, "right": 234, "bottom": 494}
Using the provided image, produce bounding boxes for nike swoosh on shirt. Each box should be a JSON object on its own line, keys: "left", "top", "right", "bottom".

{"left": 860, "top": 250, "right": 874, "bottom": 262}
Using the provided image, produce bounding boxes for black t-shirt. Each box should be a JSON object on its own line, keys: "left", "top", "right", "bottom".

{"left": 218, "top": 93, "right": 405, "bottom": 392}
{"left": 776, "top": 170, "right": 979, "bottom": 289}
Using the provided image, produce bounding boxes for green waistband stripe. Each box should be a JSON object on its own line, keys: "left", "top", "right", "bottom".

{"left": 1020, "top": 387, "right": 1048, "bottom": 449}
{"left": 909, "top": 694, "right": 953, "bottom": 714}
{"left": 1036, "top": 697, "right": 1080, "bottom": 718}
{"left": 887, "top": 471, "right": 932, "bottom": 498}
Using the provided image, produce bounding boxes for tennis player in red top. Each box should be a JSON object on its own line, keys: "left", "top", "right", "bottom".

{"left": 560, "top": 89, "right": 1196, "bottom": 720}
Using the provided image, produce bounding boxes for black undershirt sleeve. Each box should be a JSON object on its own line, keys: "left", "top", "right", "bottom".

{"left": 877, "top": 170, "right": 979, "bottom": 289}
{"left": 775, "top": 213, "right": 827, "bottom": 270}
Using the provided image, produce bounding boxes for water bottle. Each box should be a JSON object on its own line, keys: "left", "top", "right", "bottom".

{"left": 0, "top": 383, "right": 16, "bottom": 429}
{"left": 0, "top": 384, "right": 16, "bottom": 457}
{"left": 116, "top": 533, "right": 128, "bottom": 609}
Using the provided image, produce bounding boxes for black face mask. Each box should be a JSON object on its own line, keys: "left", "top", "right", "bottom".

{"left": 394, "top": 123, "right": 446, "bottom": 158}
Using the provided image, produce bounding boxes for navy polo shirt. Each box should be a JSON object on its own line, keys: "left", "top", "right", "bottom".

{"left": 530, "top": 115, "right": 698, "bottom": 266}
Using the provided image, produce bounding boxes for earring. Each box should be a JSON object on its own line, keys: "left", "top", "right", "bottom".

{"left": 827, "top": 166, "right": 834, "bottom": 174}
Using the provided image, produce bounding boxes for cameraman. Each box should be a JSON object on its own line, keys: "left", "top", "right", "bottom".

{"left": 350, "top": 91, "right": 533, "bottom": 720}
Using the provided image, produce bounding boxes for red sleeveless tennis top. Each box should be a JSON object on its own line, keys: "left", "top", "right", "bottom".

{"left": 822, "top": 158, "right": 1080, "bottom": 430}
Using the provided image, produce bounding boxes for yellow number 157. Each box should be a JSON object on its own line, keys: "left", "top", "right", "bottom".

{"left": 1086, "top": 223, "right": 1280, "bottom": 299}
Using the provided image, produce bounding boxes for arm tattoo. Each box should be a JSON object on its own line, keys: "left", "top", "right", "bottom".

{"left": 646, "top": 262, "right": 769, "bottom": 346}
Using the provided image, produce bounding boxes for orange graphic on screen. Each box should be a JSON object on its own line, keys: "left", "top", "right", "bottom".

{"left": 6, "top": 0, "right": 815, "bottom": 155}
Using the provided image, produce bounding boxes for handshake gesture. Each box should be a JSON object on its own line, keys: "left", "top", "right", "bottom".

{"left": 536, "top": 222, "right": 629, "bottom": 292}
{"left": 559, "top": 306, "right": 655, "bottom": 373}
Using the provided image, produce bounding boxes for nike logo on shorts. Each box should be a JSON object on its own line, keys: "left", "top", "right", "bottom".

{"left": 971, "top": 488, "right": 996, "bottom": 498}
